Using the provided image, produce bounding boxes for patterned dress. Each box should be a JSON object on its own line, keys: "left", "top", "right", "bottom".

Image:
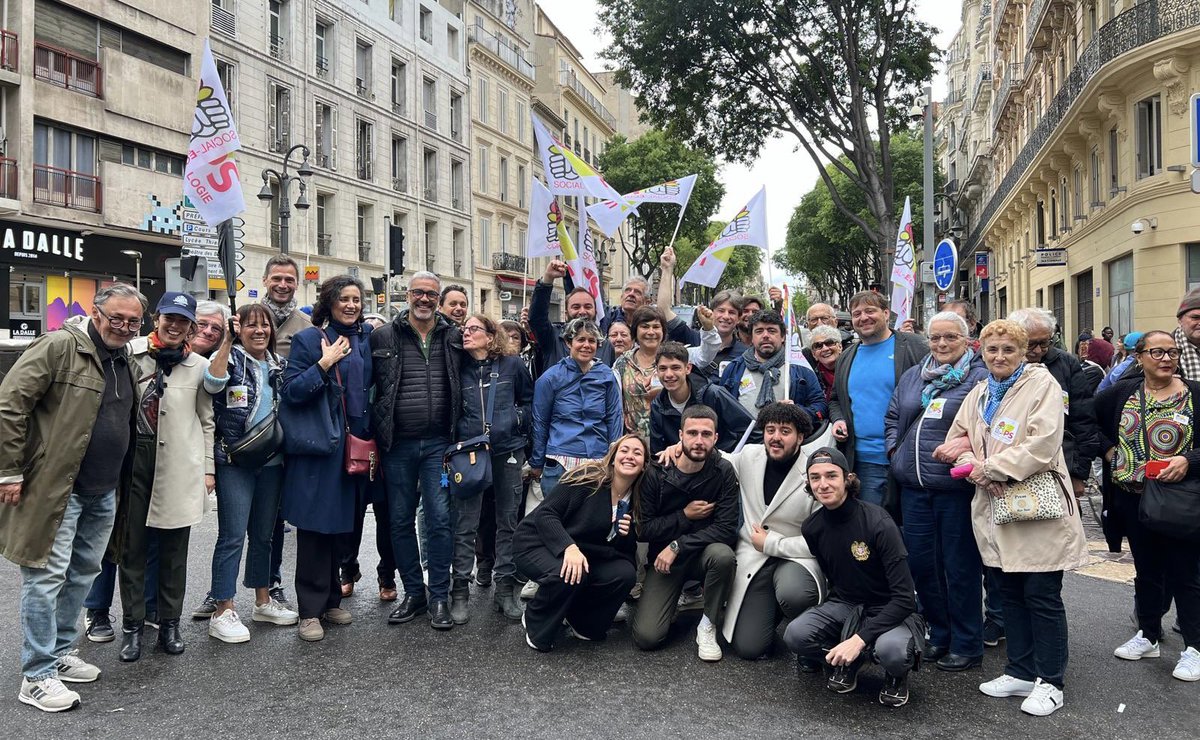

{"left": 1112, "top": 387, "right": 1193, "bottom": 486}
{"left": 612, "top": 348, "right": 658, "bottom": 441}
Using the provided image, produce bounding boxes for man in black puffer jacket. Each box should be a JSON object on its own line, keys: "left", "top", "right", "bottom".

{"left": 370, "top": 271, "right": 462, "bottom": 630}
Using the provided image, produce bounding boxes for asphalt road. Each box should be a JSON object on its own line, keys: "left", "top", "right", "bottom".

{"left": 1, "top": 509, "right": 1196, "bottom": 739}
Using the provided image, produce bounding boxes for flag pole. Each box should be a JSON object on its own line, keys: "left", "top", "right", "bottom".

{"left": 521, "top": 257, "right": 530, "bottom": 311}
{"left": 666, "top": 201, "right": 687, "bottom": 251}
{"left": 781, "top": 283, "right": 790, "bottom": 403}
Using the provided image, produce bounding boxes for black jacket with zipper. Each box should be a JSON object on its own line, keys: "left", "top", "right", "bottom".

{"left": 457, "top": 354, "right": 534, "bottom": 455}
{"left": 369, "top": 311, "right": 462, "bottom": 452}
{"left": 637, "top": 454, "right": 739, "bottom": 562}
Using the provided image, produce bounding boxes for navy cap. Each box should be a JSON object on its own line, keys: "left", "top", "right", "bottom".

{"left": 156, "top": 291, "right": 197, "bottom": 322}
{"left": 806, "top": 446, "right": 850, "bottom": 474}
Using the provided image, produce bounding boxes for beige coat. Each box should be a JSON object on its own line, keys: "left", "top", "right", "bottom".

{"left": 128, "top": 337, "right": 216, "bottom": 530}
{"left": 946, "top": 363, "right": 1089, "bottom": 573}
{"left": 274, "top": 308, "right": 311, "bottom": 359}
{"left": 719, "top": 425, "right": 834, "bottom": 643}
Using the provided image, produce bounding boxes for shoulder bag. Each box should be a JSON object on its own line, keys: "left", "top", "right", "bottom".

{"left": 1138, "top": 389, "right": 1200, "bottom": 541}
{"left": 335, "top": 364, "right": 378, "bottom": 481}
{"left": 443, "top": 363, "right": 495, "bottom": 499}
{"left": 982, "top": 424, "right": 1067, "bottom": 526}
{"left": 223, "top": 358, "right": 284, "bottom": 468}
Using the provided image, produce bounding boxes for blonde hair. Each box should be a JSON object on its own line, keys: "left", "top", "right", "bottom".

{"left": 560, "top": 434, "right": 649, "bottom": 524}
{"left": 979, "top": 319, "right": 1029, "bottom": 353}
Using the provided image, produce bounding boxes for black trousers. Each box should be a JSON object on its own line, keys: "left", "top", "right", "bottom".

{"left": 475, "top": 486, "right": 497, "bottom": 574}
{"left": 729, "top": 559, "right": 821, "bottom": 660}
{"left": 515, "top": 545, "right": 636, "bottom": 649}
{"left": 118, "top": 437, "right": 191, "bottom": 622}
{"left": 339, "top": 478, "right": 397, "bottom": 583}
{"left": 295, "top": 529, "right": 343, "bottom": 619}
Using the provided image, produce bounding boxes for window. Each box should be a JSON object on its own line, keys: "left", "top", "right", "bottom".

{"left": 447, "top": 26, "right": 459, "bottom": 61}
{"left": 391, "top": 60, "right": 407, "bottom": 116}
{"left": 451, "top": 159, "right": 464, "bottom": 209}
{"left": 1108, "top": 255, "right": 1134, "bottom": 337}
{"left": 33, "top": 122, "right": 98, "bottom": 210}
{"left": 215, "top": 59, "right": 236, "bottom": 117}
{"left": 516, "top": 102, "right": 526, "bottom": 143}
{"left": 355, "top": 119, "right": 373, "bottom": 180}
{"left": 1050, "top": 283, "right": 1065, "bottom": 338}
{"left": 355, "top": 40, "right": 372, "bottom": 98}
{"left": 1048, "top": 191, "right": 1057, "bottom": 240}
{"left": 479, "top": 216, "right": 491, "bottom": 260}
{"left": 477, "top": 76, "right": 489, "bottom": 125}
{"left": 1108, "top": 127, "right": 1120, "bottom": 195}
{"left": 267, "top": 81, "right": 291, "bottom": 152}
{"left": 424, "top": 220, "right": 437, "bottom": 270}
{"left": 498, "top": 156, "right": 508, "bottom": 202}
{"left": 500, "top": 222, "right": 510, "bottom": 254}
{"left": 419, "top": 6, "right": 433, "bottom": 43}
{"left": 1060, "top": 177, "right": 1070, "bottom": 231}
{"left": 453, "top": 228, "right": 465, "bottom": 270}
{"left": 422, "top": 77, "right": 437, "bottom": 130}
{"left": 390, "top": 135, "right": 407, "bottom": 191}
{"left": 316, "top": 193, "right": 332, "bottom": 255}
{"left": 517, "top": 164, "right": 526, "bottom": 208}
{"left": 315, "top": 21, "right": 331, "bottom": 79}
{"left": 478, "top": 146, "right": 489, "bottom": 193}
{"left": 1075, "top": 270, "right": 1094, "bottom": 339}
{"left": 1035, "top": 200, "right": 1046, "bottom": 245}
{"left": 121, "top": 144, "right": 184, "bottom": 175}
{"left": 1072, "top": 166, "right": 1083, "bottom": 219}
{"left": 357, "top": 202, "right": 373, "bottom": 261}
{"left": 498, "top": 88, "right": 509, "bottom": 133}
{"left": 1089, "top": 146, "right": 1101, "bottom": 206}
{"left": 315, "top": 101, "right": 336, "bottom": 168}
{"left": 1188, "top": 244, "right": 1200, "bottom": 291}
{"left": 450, "top": 93, "right": 463, "bottom": 141}
{"left": 423, "top": 147, "right": 438, "bottom": 201}
{"left": 269, "top": 0, "right": 287, "bottom": 60}
{"left": 1135, "top": 95, "right": 1162, "bottom": 179}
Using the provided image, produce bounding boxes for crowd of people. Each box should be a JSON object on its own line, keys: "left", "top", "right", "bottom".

{"left": 1, "top": 247, "right": 1198, "bottom": 718}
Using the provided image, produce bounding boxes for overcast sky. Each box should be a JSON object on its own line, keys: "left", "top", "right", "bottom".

{"left": 537, "top": 0, "right": 959, "bottom": 283}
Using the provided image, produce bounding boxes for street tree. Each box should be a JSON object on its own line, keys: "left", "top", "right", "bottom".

{"left": 597, "top": 130, "right": 724, "bottom": 278}
{"left": 598, "top": 0, "right": 938, "bottom": 280}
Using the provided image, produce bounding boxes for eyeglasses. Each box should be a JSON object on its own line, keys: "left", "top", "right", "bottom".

{"left": 462, "top": 325, "right": 491, "bottom": 336}
{"left": 96, "top": 306, "right": 143, "bottom": 330}
{"left": 1027, "top": 339, "right": 1052, "bottom": 349}
{"left": 1141, "top": 348, "right": 1182, "bottom": 361}
{"left": 811, "top": 340, "right": 839, "bottom": 350}
{"left": 408, "top": 289, "right": 440, "bottom": 300}
{"left": 929, "top": 333, "right": 964, "bottom": 344}
{"left": 809, "top": 315, "right": 837, "bottom": 324}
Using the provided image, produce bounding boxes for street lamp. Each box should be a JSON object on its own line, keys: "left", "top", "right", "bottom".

{"left": 258, "top": 143, "right": 313, "bottom": 254}
{"left": 121, "top": 249, "right": 142, "bottom": 290}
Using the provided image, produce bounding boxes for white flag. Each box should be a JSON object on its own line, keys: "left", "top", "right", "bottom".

{"left": 183, "top": 40, "right": 245, "bottom": 228}
{"left": 585, "top": 198, "right": 640, "bottom": 239}
{"left": 526, "top": 179, "right": 566, "bottom": 259}
{"left": 680, "top": 187, "right": 769, "bottom": 288}
{"left": 889, "top": 197, "right": 916, "bottom": 326}
{"left": 574, "top": 200, "right": 606, "bottom": 321}
{"left": 585, "top": 174, "right": 698, "bottom": 237}
{"left": 532, "top": 116, "right": 628, "bottom": 205}
{"left": 784, "top": 284, "right": 813, "bottom": 370}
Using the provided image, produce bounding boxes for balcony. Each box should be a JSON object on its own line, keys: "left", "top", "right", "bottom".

{"left": 211, "top": 4, "right": 236, "bottom": 38}
{"left": 971, "top": 68, "right": 993, "bottom": 113}
{"left": 33, "top": 164, "right": 101, "bottom": 212}
{"left": 966, "top": 0, "right": 1200, "bottom": 252}
{"left": 270, "top": 34, "right": 287, "bottom": 61}
{"left": 316, "top": 56, "right": 329, "bottom": 80}
{"left": 424, "top": 110, "right": 437, "bottom": 131}
{"left": 358, "top": 241, "right": 372, "bottom": 263}
{"left": 1027, "top": 0, "right": 1069, "bottom": 50}
{"left": 392, "top": 175, "right": 407, "bottom": 192}
{"left": 317, "top": 233, "right": 333, "bottom": 256}
{"left": 33, "top": 43, "right": 102, "bottom": 97}
{"left": 559, "top": 69, "right": 616, "bottom": 129}
{"left": 355, "top": 78, "right": 370, "bottom": 99}
{"left": 976, "top": 2, "right": 992, "bottom": 39}
{"left": 990, "top": 62, "right": 1024, "bottom": 130}
{"left": 492, "top": 252, "right": 526, "bottom": 273}
{"left": 1, "top": 30, "right": 17, "bottom": 72}
{"left": 0, "top": 157, "right": 16, "bottom": 199}
{"left": 467, "top": 25, "right": 535, "bottom": 82}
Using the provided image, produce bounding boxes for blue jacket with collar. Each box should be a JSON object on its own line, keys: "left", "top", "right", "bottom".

{"left": 530, "top": 356, "right": 623, "bottom": 469}
{"left": 717, "top": 353, "right": 828, "bottom": 423}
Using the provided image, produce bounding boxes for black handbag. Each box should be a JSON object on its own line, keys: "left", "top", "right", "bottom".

{"left": 443, "top": 363, "right": 496, "bottom": 499}
{"left": 1138, "top": 389, "right": 1200, "bottom": 541}
{"left": 223, "top": 363, "right": 284, "bottom": 468}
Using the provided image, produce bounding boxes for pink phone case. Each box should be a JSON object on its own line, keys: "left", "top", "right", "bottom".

{"left": 950, "top": 463, "right": 974, "bottom": 479}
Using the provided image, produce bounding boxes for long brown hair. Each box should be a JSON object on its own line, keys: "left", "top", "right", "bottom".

{"left": 559, "top": 433, "right": 649, "bottom": 524}
{"left": 465, "top": 313, "right": 514, "bottom": 358}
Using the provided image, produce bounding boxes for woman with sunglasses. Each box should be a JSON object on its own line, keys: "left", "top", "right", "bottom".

{"left": 808, "top": 325, "right": 843, "bottom": 402}
{"left": 1094, "top": 331, "right": 1200, "bottom": 681}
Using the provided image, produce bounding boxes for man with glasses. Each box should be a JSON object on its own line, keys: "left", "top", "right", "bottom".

{"left": 370, "top": 271, "right": 463, "bottom": 630}
{"left": 1, "top": 284, "right": 146, "bottom": 712}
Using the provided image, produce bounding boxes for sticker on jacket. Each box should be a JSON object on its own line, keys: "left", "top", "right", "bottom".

{"left": 738, "top": 374, "right": 756, "bottom": 396}
{"left": 991, "top": 418, "right": 1018, "bottom": 445}
{"left": 227, "top": 386, "right": 249, "bottom": 409}
{"left": 851, "top": 541, "right": 871, "bottom": 562}
{"left": 1062, "top": 390, "right": 1070, "bottom": 415}
{"left": 924, "top": 398, "right": 947, "bottom": 419}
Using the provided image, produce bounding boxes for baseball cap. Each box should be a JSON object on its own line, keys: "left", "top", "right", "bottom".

{"left": 1123, "top": 331, "right": 1144, "bottom": 351}
{"left": 156, "top": 291, "right": 197, "bottom": 323}
{"left": 806, "top": 446, "right": 850, "bottom": 475}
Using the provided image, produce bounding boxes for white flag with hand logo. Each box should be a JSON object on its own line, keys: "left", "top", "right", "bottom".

{"left": 183, "top": 40, "right": 245, "bottom": 227}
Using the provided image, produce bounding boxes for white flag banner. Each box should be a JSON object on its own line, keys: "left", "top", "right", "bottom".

{"left": 889, "top": 196, "right": 916, "bottom": 326}
{"left": 183, "top": 39, "right": 245, "bottom": 228}
{"left": 585, "top": 174, "right": 698, "bottom": 237}
{"left": 574, "top": 200, "right": 606, "bottom": 321}
{"left": 585, "top": 199, "right": 639, "bottom": 238}
{"left": 526, "top": 178, "right": 566, "bottom": 259}
{"left": 679, "top": 187, "right": 769, "bottom": 288}
{"left": 784, "top": 284, "right": 813, "bottom": 370}
{"left": 532, "top": 116, "right": 628, "bottom": 205}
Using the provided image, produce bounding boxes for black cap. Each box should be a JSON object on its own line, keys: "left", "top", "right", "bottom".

{"left": 806, "top": 447, "right": 850, "bottom": 474}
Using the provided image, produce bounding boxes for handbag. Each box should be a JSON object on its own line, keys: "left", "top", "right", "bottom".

{"left": 1137, "top": 390, "right": 1200, "bottom": 541}
{"left": 335, "top": 365, "right": 378, "bottom": 481}
{"left": 443, "top": 363, "right": 496, "bottom": 499}
{"left": 223, "top": 359, "right": 284, "bottom": 469}
{"left": 982, "top": 431, "right": 1067, "bottom": 526}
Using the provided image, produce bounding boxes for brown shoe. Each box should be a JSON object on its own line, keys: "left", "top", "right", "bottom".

{"left": 339, "top": 570, "right": 361, "bottom": 598}
{"left": 379, "top": 581, "right": 398, "bottom": 602}
{"left": 323, "top": 608, "right": 352, "bottom": 625}
{"left": 298, "top": 618, "right": 324, "bottom": 642}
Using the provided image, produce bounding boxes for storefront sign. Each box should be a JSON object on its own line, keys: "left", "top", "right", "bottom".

{"left": 305, "top": 265, "right": 320, "bottom": 282}
{"left": 1035, "top": 248, "right": 1067, "bottom": 267}
{"left": 9, "top": 319, "right": 41, "bottom": 338}
{"left": 2, "top": 224, "right": 85, "bottom": 264}
{"left": 975, "top": 252, "right": 989, "bottom": 279}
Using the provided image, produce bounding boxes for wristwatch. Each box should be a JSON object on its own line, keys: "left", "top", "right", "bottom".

{"left": 668, "top": 541, "right": 680, "bottom": 554}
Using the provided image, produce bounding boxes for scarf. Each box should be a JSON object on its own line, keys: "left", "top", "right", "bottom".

{"left": 919, "top": 348, "right": 975, "bottom": 408}
{"left": 147, "top": 331, "right": 190, "bottom": 376}
{"left": 326, "top": 320, "right": 367, "bottom": 424}
{"left": 1174, "top": 326, "right": 1200, "bottom": 381}
{"left": 982, "top": 362, "right": 1025, "bottom": 425}
{"left": 741, "top": 346, "right": 786, "bottom": 409}
{"left": 262, "top": 296, "right": 298, "bottom": 327}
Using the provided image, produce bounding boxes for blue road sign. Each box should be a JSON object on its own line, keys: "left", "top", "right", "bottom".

{"left": 933, "top": 238, "right": 957, "bottom": 292}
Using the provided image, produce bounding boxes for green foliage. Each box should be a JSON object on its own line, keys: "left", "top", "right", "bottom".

{"left": 597, "top": 130, "right": 725, "bottom": 277}
{"left": 598, "top": 0, "right": 939, "bottom": 261}
{"left": 674, "top": 220, "right": 763, "bottom": 305}
{"left": 776, "top": 131, "right": 940, "bottom": 304}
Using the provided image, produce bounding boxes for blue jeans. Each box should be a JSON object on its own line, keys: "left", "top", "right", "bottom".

{"left": 854, "top": 461, "right": 889, "bottom": 507}
{"left": 900, "top": 485, "right": 983, "bottom": 657}
{"left": 998, "top": 570, "right": 1069, "bottom": 688}
{"left": 541, "top": 458, "right": 566, "bottom": 498}
{"left": 984, "top": 567, "right": 1005, "bottom": 630}
{"left": 20, "top": 490, "right": 116, "bottom": 679}
{"left": 384, "top": 438, "right": 452, "bottom": 601}
{"left": 210, "top": 463, "right": 284, "bottom": 601}
{"left": 84, "top": 536, "right": 159, "bottom": 615}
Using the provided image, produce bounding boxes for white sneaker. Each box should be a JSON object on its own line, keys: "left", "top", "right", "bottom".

{"left": 1173, "top": 647, "right": 1200, "bottom": 681}
{"left": 252, "top": 598, "right": 300, "bottom": 626}
{"left": 54, "top": 650, "right": 100, "bottom": 683}
{"left": 1114, "top": 630, "right": 1160, "bottom": 660}
{"left": 18, "top": 676, "right": 80, "bottom": 713}
{"left": 1020, "top": 678, "right": 1064, "bottom": 716}
{"left": 979, "top": 674, "right": 1036, "bottom": 698}
{"left": 696, "top": 621, "right": 722, "bottom": 662}
{"left": 208, "top": 610, "right": 250, "bottom": 644}
{"left": 520, "top": 580, "right": 540, "bottom": 600}
{"left": 612, "top": 603, "right": 630, "bottom": 623}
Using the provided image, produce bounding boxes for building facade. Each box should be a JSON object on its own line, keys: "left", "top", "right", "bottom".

{"left": 945, "top": 0, "right": 1200, "bottom": 339}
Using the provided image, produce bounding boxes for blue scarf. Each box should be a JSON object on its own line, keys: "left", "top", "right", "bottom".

{"left": 919, "top": 348, "right": 975, "bottom": 408}
{"left": 325, "top": 320, "right": 367, "bottom": 426}
{"left": 983, "top": 362, "right": 1026, "bottom": 425}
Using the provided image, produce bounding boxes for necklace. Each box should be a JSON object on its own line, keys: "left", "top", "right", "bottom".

{"left": 1145, "top": 380, "right": 1174, "bottom": 396}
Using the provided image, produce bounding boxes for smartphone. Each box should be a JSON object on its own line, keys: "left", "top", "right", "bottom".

{"left": 950, "top": 463, "right": 974, "bottom": 480}
{"left": 1146, "top": 460, "right": 1169, "bottom": 479}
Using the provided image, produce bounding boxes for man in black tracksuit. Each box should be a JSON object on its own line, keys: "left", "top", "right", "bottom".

{"left": 648, "top": 342, "right": 755, "bottom": 454}
{"left": 370, "top": 273, "right": 462, "bottom": 629}
{"left": 633, "top": 406, "right": 738, "bottom": 661}
{"left": 783, "top": 447, "right": 921, "bottom": 708}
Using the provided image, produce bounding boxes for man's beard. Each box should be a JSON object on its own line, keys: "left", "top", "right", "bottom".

{"left": 683, "top": 445, "right": 711, "bottom": 463}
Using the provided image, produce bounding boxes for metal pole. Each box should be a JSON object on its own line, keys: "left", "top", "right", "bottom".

{"left": 135, "top": 258, "right": 141, "bottom": 292}
{"left": 279, "top": 181, "right": 291, "bottom": 255}
{"left": 922, "top": 84, "right": 935, "bottom": 292}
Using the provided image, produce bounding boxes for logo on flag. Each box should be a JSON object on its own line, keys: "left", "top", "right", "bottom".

{"left": 889, "top": 197, "right": 917, "bottom": 325}
{"left": 184, "top": 40, "right": 245, "bottom": 228}
{"left": 532, "top": 116, "right": 628, "bottom": 207}
{"left": 680, "top": 187, "right": 769, "bottom": 288}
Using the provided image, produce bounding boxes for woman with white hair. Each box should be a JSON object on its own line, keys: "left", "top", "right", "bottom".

{"left": 808, "top": 325, "right": 843, "bottom": 402}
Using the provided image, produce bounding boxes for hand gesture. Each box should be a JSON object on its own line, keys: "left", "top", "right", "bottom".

{"left": 683, "top": 500, "right": 715, "bottom": 521}
{"left": 318, "top": 335, "right": 351, "bottom": 372}
{"left": 0, "top": 482, "right": 21, "bottom": 507}
{"left": 768, "top": 286, "right": 783, "bottom": 303}
{"left": 749, "top": 523, "right": 768, "bottom": 552}
{"left": 831, "top": 420, "right": 849, "bottom": 441}
{"left": 826, "top": 634, "right": 866, "bottom": 666}
{"left": 655, "top": 443, "right": 682, "bottom": 468}
{"left": 560, "top": 544, "right": 589, "bottom": 585}
{"left": 543, "top": 259, "right": 568, "bottom": 283}
{"left": 222, "top": 315, "right": 240, "bottom": 348}
{"left": 897, "top": 318, "right": 916, "bottom": 334}
{"left": 696, "top": 305, "right": 714, "bottom": 331}
{"left": 616, "top": 513, "right": 632, "bottom": 537}
{"left": 659, "top": 246, "right": 676, "bottom": 272}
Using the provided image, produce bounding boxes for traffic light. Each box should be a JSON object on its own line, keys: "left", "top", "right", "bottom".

{"left": 388, "top": 224, "right": 405, "bottom": 275}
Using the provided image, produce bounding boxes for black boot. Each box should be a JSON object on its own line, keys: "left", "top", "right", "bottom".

{"left": 449, "top": 579, "right": 470, "bottom": 625}
{"left": 157, "top": 618, "right": 185, "bottom": 655}
{"left": 493, "top": 577, "right": 523, "bottom": 621}
{"left": 119, "top": 620, "right": 144, "bottom": 662}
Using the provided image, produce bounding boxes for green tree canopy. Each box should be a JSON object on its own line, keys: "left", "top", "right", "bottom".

{"left": 596, "top": 130, "right": 724, "bottom": 278}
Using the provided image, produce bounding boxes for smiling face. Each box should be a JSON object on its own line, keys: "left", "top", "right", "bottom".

{"left": 752, "top": 322, "right": 783, "bottom": 359}
{"left": 851, "top": 302, "right": 888, "bottom": 342}
{"left": 192, "top": 312, "right": 225, "bottom": 356}
{"left": 1024, "top": 325, "right": 1053, "bottom": 363}
{"left": 983, "top": 334, "right": 1023, "bottom": 380}
{"left": 264, "top": 264, "right": 299, "bottom": 305}
{"left": 155, "top": 312, "right": 194, "bottom": 349}
{"left": 569, "top": 330, "right": 598, "bottom": 366}
{"left": 655, "top": 355, "right": 691, "bottom": 393}
{"left": 928, "top": 319, "right": 968, "bottom": 365}
{"left": 607, "top": 322, "right": 632, "bottom": 355}
{"left": 567, "top": 291, "right": 597, "bottom": 321}
{"left": 811, "top": 334, "right": 842, "bottom": 369}
{"left": 439, "top": 289, "right": 469, "bottom": 325}
{"left": 407, "top": 277, "right": 440, "bottom": 322}
{"left": 680, "top": 417, "right": 717, "bottom": 462}
{"left": 332, "top": 285, "right": 362, "bottom": 326}
{"left": 740, "top": 300, "right": 763, "bottom": 321}
{"left": 763, "top": 421, "right": 802, "bottom": 462}
{"left": 806, "top": 303, "right": 838, "bottom": 330}
{"left": 621, "top": 281, "right": 646, "bottom": 313}
{"left": 91, "top": 295, "right": 144, "bottom": 349}
{"left": 612, "top": 437, "right": 646, "bottom": 479}
{"left": 808, "top": 462, "right": 848, "bottom": 509}
{"left": 635, "top": 319, "right": 663, "bottom": 352}
{"left": 239, "top": 312, "right": 273, "bottom": 358}
{"left": 463, "top": 316, "right": 492, "bottom": 353}
{"left": 712, "top": 300, "right": 740, "bottom": 339}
